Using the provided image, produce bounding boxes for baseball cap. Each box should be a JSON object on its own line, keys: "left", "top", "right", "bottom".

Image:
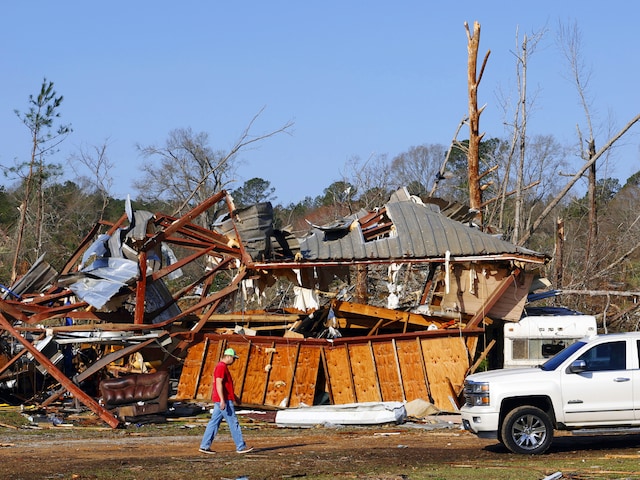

{"left": 224, "top": 348, "right": 239, "bottom": 358}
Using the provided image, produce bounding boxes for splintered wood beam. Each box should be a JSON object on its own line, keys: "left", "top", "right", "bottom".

{"left": 466, "top": 338, "right": 496, "bottom": 376}
{"left": 204, "top": 313, "right": 302, "bottom": 324}
{"left": 134, "top": 251, "right": 147, "bottom": 324}
{"left": 331, "top": 300, "right": 447, "bottom": 328}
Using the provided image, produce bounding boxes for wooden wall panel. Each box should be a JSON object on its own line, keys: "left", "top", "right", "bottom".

{"left": 371, "top": 341, "right": 403, "bottom": 401}
{"left": 195, "top": 339, "right": 224, "bottom": 400}
{"left": 396, "top": 339, "right": 429, "bottom": 402}
{"left": 176, "top": 332, "right": 481, "bottom": 410}
{"left": 348, "top": 343, "right": 381, "bottom": 403}
{"left": 488, "top": 272, "right": 533, "bottom": 321}
{"left": 175, "top": 340, "right": 207, "bottom": 400}
{"left": 224, "top": 341, "right": 252, "bottom": 394}
{"left": 289, "top": 345, "right": 321, "bottom": 407}
{"left": 229, "top": 341, "right": 271, "bottom": 405}
{"left": 324, "top": 345, "right": 355, "bottom": 404}
{"left": 434, "top": 265, "right": 530, "bottom": 322}
{"left": 264, "top": 344, "right": 299, "bottom": 407}
{"left": 421, "top": 337, "right": 470, "bottom": 411}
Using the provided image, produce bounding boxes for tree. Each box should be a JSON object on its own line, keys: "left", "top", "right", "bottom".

{"left": 624, "top": 170, "right": 640, "bottom": 189}
{"left": 565, "top": 177, "right": 621, "bottom": 220}
{"left": 558, "top": 21, "right": 598, "bottom": 262}
{"left": 68, "top": 140, "right": 114, "bottom": 221}
{"left": 464, "top": 21, "right": 490, "bottom": 224}
{"left": 135, "top": 108, "right": 293, "bottom": 228}
{"left": 389, "top": 144, "right": 446, "bottom": 197}
{"left": 275, "top": 196, "right": 317, "bottom": 233}
{"left": 342, "top": 153, "right": 391, "bottom": 210}
{"left": 442, "top": 138, "right": 506, "bottom": 205}
{"left": 231, "top": 177, "right": 276, "bottom": 208}
{"left": 318, "top": 181, "right": 356, "bottom": 208}
{"left": 10, "top": 79, "right": 71, "bottom": 281}
{"left": 518, "top": 114, "right": 640, "bottom": 247}
{"left": 135, "top": 127, "right": 230, "bottom": 227}
{"left": 506, "top": 27, "right": 544, "bottom": 244}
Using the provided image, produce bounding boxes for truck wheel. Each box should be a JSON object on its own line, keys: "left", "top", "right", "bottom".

{"left": 500, "top": 406, "right": 553, "bottom": 455}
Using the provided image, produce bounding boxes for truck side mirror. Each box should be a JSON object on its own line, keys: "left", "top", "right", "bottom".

{"left": 568, "top": 359, "right": 587, "bottom": 373}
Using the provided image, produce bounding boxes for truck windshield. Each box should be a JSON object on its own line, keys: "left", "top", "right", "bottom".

{"left": 539, "top": 340, "right": 586, "bottom": 371}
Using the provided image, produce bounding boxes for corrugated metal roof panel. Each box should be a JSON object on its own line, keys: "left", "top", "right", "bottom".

{"left": 298, "top": 198, "right": 543, "bottom": 261}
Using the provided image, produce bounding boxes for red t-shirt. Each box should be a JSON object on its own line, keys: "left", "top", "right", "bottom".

{"left": 212, "top": 361, "right": 236, "bottom": 403}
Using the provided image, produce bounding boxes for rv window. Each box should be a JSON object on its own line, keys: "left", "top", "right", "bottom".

{"left": 512, "top": 339, "right": 528, "bottom": 359}
{"left": 511, "top": 339, "right": 570, "bottom": 361}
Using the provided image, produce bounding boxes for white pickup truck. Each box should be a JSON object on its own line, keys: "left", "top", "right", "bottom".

{"left": 460, "top": 331, "right": 640, "bottom": 454}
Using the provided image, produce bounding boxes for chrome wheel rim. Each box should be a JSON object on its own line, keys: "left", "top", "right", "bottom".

{"left": 511, "top": 414, "right": 548, "bottom": 451}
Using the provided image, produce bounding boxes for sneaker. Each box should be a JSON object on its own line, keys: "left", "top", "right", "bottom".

{"left": 236, "top": 446, "right": 254, "bottom": 454}
{"left": 198, "top": 448, "right": 215, "bottom": 454}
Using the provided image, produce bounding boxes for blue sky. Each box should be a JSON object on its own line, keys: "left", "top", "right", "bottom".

{"left": 1, "top": 1, "right": 638, "bottom": 206}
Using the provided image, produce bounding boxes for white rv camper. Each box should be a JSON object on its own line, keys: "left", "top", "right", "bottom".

{"left": 502, "top": 315, "right": 597, "bottom": 368}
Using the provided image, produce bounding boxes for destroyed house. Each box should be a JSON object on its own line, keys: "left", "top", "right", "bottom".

{"left": 0, "top": 189, "right": 549, "bottom": 426}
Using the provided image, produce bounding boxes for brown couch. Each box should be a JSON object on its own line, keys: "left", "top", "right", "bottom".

{"left": 99, "top": 370, "right": 169, "bottom": 419}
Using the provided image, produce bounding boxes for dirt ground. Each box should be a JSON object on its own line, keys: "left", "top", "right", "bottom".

{"left": 2, "top": 414, "right": 640, "bottom": 480}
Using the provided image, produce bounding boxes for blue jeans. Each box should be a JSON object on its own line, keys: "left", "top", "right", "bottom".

{"left": 199, "top": 401, "right": 247, "bottom": 451}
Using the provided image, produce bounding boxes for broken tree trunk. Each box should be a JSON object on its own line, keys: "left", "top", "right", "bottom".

{"left": 465, "top": 20, "right": 489, "bottom": 226}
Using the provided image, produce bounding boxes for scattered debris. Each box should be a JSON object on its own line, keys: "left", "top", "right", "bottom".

{"left": 0, "top": 188, "right": 550, "bottom": 427}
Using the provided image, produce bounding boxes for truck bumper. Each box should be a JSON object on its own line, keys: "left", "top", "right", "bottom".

{"left": 460, "top": 408, "right": 500, "bottom": 439}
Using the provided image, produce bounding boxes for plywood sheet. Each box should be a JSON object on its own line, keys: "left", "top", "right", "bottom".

{"left": 195, "top": 339, "right": 224, "bottom": 400}
{"left": 348, "top": 343, "right": 381, "bottom": 403}
{"left": 175, "top": 340, "right": 207, "bottom": 400}
{"left": 395, "top": 339, "right": 429, "bottom": 402}
{"left": 264, "top": 343, "right": 299, "bottom": 407}
{"left": 289, "top": 345, "right": 321, "bottom": 407}
{"left": 488, "top": 272, "right": 534, "bottom": 321}
{"left": 421, "top": 336, "right": 470, "bottom": 411}
{"left": 371, "top": 341, "right": 403, "bottom": 401}
{"left": 228, "top": 341, "right": 271, "bottom": 405}
{"left": 324, "top": 345, "right": 355, "bottom": 404}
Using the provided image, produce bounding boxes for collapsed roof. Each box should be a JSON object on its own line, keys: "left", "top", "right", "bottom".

{"left": 297, "top": 192, "right": 544, "bottom": 263}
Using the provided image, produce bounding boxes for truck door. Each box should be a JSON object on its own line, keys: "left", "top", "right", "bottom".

{"left": 560, "top": 340, "right": 634, "bottom": 425}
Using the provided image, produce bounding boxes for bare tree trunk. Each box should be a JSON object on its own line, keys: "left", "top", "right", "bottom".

{"left": 585, "top": 139, "right": 597, "bottom": 263}
{"left": 555, "top": 217, "right": 564, "bottom": 293}
{"left": 465, "top": 21, "right": 489, "bottom": 225}
{"left": 11, "top": 136, "right": 38, "bottom": 282}
{"left": 35, "top": 158, "right": 45, "bottom": 257}
{"left": 513, "top": 35, "right": 528, "bottom": 244}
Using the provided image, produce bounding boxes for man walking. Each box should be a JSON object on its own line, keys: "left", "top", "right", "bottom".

{"left": 199, "top": 348, "right": 253, "bottom": 454}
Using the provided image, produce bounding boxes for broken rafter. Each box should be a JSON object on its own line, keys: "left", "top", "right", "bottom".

{"left": 332, "top": 300, "right": 453, "bottom": 330}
